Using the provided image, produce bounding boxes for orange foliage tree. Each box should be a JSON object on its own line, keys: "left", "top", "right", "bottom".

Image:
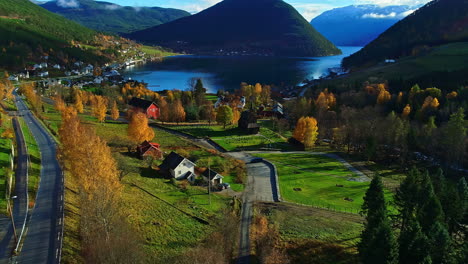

{"left": 127, "top": 112, "right": 155, "bottom": 144}
{"left": 293, "top": 116, "right": 319, "bottom": 148}
{"left": 111, "top": 101, "right": 119, "bottom": 121}
{"left": 171, "top": 99, "right": 186, "bottom": 124}
{"left": 91, "top": 95, "right": 108, "bottom": 122}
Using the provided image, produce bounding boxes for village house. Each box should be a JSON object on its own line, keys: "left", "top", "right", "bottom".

{"left": 202, "top": 169, "right": 224, "bottom": 185}
{"left": 128, "top": 97, "right": 160, "bottom": 119}
{"left": 137, "top": 141, "right": 163, "bottom": 160}
{"left": 159, "top": 152, "right": 196, "bottom": 182}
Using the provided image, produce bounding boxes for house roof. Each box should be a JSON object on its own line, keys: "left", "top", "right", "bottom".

{"left": 138, "top": 141, "right": 161, "bottom": 155}
{"left": 159, "top": 152, "right": 194, "bottom": 170}
{"left": 202, "top": 169, "right": 223, "bottom": 180}
{"left": 128, "top": 97, "right": 157, "bottom": 110}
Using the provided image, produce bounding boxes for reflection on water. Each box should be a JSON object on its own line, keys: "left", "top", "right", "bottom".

{"left": 122, "top": 46, "right": 362, "bottom": 93}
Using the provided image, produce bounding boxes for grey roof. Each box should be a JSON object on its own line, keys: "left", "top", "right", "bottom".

{"left": 202, "top": 169, "right": 223, "bottom": 180}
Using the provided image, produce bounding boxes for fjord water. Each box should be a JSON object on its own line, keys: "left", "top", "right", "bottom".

{"left": 123, "top": 46, "right": 362, "bottom": 92}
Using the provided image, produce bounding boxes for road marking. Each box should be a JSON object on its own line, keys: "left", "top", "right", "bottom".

{"left": 60, "top": 205, "right": 63, "bottom": 211}
{"left": 57, "top": 232, "right": 61, "bottom": 240}
{"left": 60, "top": 194, "right": 63, "bottom": 201}
{"left": 59, "top": 218, "right": 62, "bottom": 225}
{"left": 56, "top": 248, "right": 59, "bottom": 258}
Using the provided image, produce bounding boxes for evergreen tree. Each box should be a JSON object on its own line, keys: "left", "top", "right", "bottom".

{"left": 398, "top": 217, "right": 431, "bottom": 264}
{"left": 428, "top": 222, "right": 452, "bottom": 264}
{"left": 417, "top": 172, "right": 444, "bottom": 233}
{"left": 443, "top": 108, "right": 467, "bottom": 166}
{"left": 395, "top": 168, "right": 421, "bottom": 231}
{"left": 359, "top": 175, "right": 398, "bottom": 264}
{"left": 193, "top": 79, "right": 206, "bottom": 107}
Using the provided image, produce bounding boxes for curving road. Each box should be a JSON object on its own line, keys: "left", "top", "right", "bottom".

{"left": 14, "top": 96, "right": 63, "bottom": 264}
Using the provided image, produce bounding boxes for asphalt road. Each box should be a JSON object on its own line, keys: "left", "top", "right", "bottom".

{"left": 0, "top": 118, "right": 28, "bottom": 263}
{"left": 14, "top": 96, "right": 63, "bottom": 264}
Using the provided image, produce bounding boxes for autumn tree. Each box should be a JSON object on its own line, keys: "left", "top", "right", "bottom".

{"left": 111, "top": 100, "right": 119, "bottom": 121}
{"left": 293, "top": 117, "right": 318, "bottom": 148}
{"left": 171, "top": 99, "right": 186, "bottom": 124}
{"left": 75, "top": 90, "right": 84, "bottom": 113}
{"left": 91, "top": 95, "right": 108, "bottom": 123}
{"left": 127, "top": 112, "right": 155, "bottom": 144}
{"left": 158, "top": 97, "right": 170, "bottom": 123}
{"left": 216, "top": 105, "right": 233, "bottom": 129}
{"left": 402, "top": 104, "right": 411, "bottom": 118}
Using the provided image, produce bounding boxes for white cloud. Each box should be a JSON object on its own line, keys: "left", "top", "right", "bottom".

{"left": 290, "top": 3, "right": 335, "bottom": 21}
{"left": 362, "top": 9, "right": 416, "bottom": 19}
{"left": 355, "top": 0, "right": 431, "bottom": 7}
{"left": 56, "top": 0, "right": 79, "bottom": 8}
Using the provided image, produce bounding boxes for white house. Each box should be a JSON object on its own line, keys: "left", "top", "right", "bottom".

{"left": 53, "top": 64, "right": 61, "bottom": 70}
{"left": 38, "top": 71, "right": 49, "bottom": 77}
{"left": 40, "top": 62, "right": 48, "bottom": 68}
{"left": 94, "top": 76, "right": 104, "bottom": 84}
{"left": 8, "top": 75, "right": 18, "bottom": 81}
{"left": 159, "top": 152, "right": 196, "bottom": 181}
{"left": 202, "top": 169, "right": 224, "bottom": 185}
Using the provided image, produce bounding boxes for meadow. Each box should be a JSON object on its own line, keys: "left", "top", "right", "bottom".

{"left": 255, "top": 153, "right": 393, "bottom": 213}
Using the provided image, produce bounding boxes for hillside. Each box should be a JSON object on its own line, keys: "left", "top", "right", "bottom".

{"left": 125, "top": 0, "right": 341, "bottom": 57}
{"left": 40, "top": 0, "right": 190, "bottom": 34}
{"left": 342, "top": 0, "right": 468, "bottom": 69}
{"left": 0, "top": 0, "right": 110, "bottom": 69}
{"left": 311, "top": 5, "right": 419, "bottom": 46}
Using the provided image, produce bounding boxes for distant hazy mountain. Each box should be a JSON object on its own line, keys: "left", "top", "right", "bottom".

{"left": 125, "top": 0, "right": 341, "bottom": 57}
{"left": 311, "top": 4, "right": 421, "bottom": 46}
{"left": 40, "top": 0, "right": 190, "bottom": 34}
{"left": 343, "top": 0, "right": 468, "bottom": 69}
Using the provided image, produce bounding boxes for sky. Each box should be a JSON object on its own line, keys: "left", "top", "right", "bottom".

{"left": 55, "top": 0, "right": 432, "bottom": 21}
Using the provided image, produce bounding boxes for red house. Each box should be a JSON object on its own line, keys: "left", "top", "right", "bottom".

{"left": 128, "top": 97, "right": 160, "bottom": 119}
{"left": 137, "top": 141, "right": 163, "bottom": 160}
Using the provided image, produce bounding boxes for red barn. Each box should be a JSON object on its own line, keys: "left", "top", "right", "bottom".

{"left": 137, "top": 141, "right": 163, "bottom": 160}
{"left": 128, "top": 97, "right": 160, "bottom": 119}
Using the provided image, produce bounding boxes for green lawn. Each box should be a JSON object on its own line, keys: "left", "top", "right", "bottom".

{"left": 256, "top": 153, "right": 393, "bottom": 213}
{"left": 166, "top": 124, "right": 290, "bottom": 151}
{"left": 18, "top": 117, "right": 41, "bottom": 207}
{"left": 0, "top": 116, "right": 13, "bottom": 215}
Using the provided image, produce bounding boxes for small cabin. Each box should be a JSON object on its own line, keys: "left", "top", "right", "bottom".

{"left": 159, "top": 152, "right": 196, "bottom": 181}
{"left": 202, "top": 169, "right": 224, "bottom": 185}
{"left": 128, "top": 97, "right": 160, "bottom": 120}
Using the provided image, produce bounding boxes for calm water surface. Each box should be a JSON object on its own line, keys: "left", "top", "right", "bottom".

{"left": 123, "top": 46, "right": 362, "bottom": 93}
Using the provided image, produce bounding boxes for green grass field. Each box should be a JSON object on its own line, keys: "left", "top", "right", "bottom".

{"left": 18, "top": 117, "right": 41, "bottom": 207}
{"left": 256, "top": 153, "right": 393, "bottom": 213}
{"left": 166, "top": 124, "right": 289, "bottom": 151}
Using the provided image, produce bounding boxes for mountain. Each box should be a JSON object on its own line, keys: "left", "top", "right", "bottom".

{"left": 0, "top": 0, "right": 110, "bottom": 69}
{"left": 343, "top": 0, "right": 468, "bottom": 69}
{"left": 40, "top": 0, "right": 190, "bottom": 34}
{"left": 125, "top": 0, "right": 341, "bottom": 57}
{"left": 311, "top": 5, "right": 420, "bottom": 46}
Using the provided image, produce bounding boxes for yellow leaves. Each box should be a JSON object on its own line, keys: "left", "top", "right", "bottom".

{"left": 58, "top": 106, "right": 121, "bottom": 195}
{"left": 377, "top": 90, "right": 391, "bottom": 104}
{"left": 446, "top": 91, "right": 458, "bottom": 100}
{"left": 402, "top": 104, "right": 411, "bottom": 118}
{"left": 232, "top": 108, "right": 241, "bottom": 124}
{"left": 54, "top": 95, "right": 66, "bottom": 112}
{"left": 127, "top": 112, "right": 154, "bottom": 144}
{"left": 91, "top": 95, "right": 108, "bottom": 123}
{"left": 171, "top": 99, "right": 186, "bottom": 123}
{"left": 254, "top": 83, "right": 262, "bottom": 95}
{"left": 75, "top": 91, "right": 84, "bottom": 114}
{"left": 397, "top": 92, "right": 404, "bottom": 104}
{"left": 422, "top": 96, "right": 439, "bottom": 110}
{"left": 316, "top": 89, "right": 336, "bottom": 112}
{"left": 111, "top": 101, "right": 119, "bottom": 121}
{"left": 293, "top": 116, "right": 318, "bottom": 149}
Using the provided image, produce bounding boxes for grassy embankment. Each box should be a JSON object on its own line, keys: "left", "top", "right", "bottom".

{"left": 164, "top": 123, "right": 291, "bottom": 151}
{"left": 321, "top": 42, "right": 468, "bottom": 91}
{"left": 0, "top": 111, "right": 13, "bottom": 215}
{"left": 259, "top": 203, "right": 362, "bottom": 264}
{"left": 17, "top": 118, "right": 41, "bottom": 208}
{"left": 255, "top": 153, "right": 394, "bottom": 214}
{"left": 40, "top": 102, "right": 236, "bottom": 262}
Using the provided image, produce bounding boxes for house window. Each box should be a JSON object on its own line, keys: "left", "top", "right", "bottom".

{"left": 178, "top": 170, "right": 181, "bottom": 175}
